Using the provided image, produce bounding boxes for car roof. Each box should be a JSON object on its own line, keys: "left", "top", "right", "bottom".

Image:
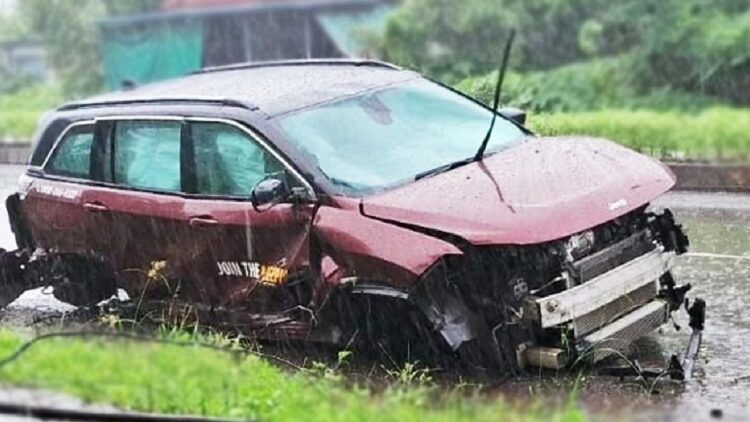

{"left": 59, "top": 59, "right": 420, "bottom": 118}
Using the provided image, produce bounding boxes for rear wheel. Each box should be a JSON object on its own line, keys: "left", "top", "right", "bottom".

{"left": 25, "top": 253, "right": 118, "bottom": 307}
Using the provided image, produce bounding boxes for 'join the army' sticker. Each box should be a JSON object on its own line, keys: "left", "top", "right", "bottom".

{"left": 216, "top": 261, "right": 289, "bottom": 286}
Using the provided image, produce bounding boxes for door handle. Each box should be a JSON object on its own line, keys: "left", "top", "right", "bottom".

{"left": 189, "top": 216, "right": 219, "bottom": 228}
{"left": 83, "top": 202, "right": 108, "bottom": 213}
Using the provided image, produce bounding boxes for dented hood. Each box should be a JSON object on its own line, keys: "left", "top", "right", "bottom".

{"left": 361, "top": 137, "right": 675, "bottom": 245}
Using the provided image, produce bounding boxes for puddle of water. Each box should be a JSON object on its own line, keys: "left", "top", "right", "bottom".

{"left": 659, "top": 213, "right": 750, "bottom": 419}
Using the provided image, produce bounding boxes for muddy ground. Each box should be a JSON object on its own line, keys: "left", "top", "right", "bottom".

{"left": 0, "top": 165, "right": 747, "bottom": 421}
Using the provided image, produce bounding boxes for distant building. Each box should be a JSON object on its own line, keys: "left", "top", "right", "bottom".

{"left": 100, "top": 0, "right": 393, "bottom": 90}
{"left": 0, "top": 40, "right": 52, "bottom": 81}
{"left": 0, "top": 0, "right": 54, "bottom": 82}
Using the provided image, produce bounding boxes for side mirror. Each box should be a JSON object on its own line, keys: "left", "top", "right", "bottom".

{"left": 498, "top": 107, "right": 526, "bottom": 126}
{"left": 251, "top": 176, "right": 291, "bottom": 208}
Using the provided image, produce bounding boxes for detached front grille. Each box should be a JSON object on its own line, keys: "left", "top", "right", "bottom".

{"left": 579, "top": 299, "right": 669, "bottom": 362}
{"left": 573, "top": 280, "right": 658, "bottom": 336}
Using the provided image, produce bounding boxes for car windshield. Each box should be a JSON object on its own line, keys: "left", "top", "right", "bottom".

{"left": 275, "top": 79, "right": 526, "bottom": 193}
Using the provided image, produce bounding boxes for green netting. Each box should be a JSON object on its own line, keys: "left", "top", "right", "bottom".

{"left": 316, "top": 6, "right": 394, "bottom": 57}
{"left": 102, "top": 22, "right": 204, "bottom": 90}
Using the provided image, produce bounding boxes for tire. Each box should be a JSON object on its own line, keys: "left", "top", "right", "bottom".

{"left": 454, "top": 338, "right": 511, "bottom": 378}
{"left": 43, "top": 254, "right": 118, "bottom": 307}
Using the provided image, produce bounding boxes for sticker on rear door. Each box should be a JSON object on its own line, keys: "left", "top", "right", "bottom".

{"left": 216, "top": 261, "right": 289, "bottom": 286}
{"left": 34, "top": 184, "right": 80, "bottom": 200}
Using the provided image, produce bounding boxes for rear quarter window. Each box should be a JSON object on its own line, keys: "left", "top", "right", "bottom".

{"left": 45, "top": 125, "right": 94, "bottom": 179}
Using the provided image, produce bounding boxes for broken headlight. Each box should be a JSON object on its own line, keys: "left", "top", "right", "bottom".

{"left": 564, "top": 230, "right": 595, "bottom": 260}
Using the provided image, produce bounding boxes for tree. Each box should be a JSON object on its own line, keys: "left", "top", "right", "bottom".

{"left": 379, "top": 0, "right": 750, "bottom": 104}
{"left": 377, "top": 0, "right": 617, "bottom": 82}
{"left": 19, "top": 0, "right": 160, "bottom": 98}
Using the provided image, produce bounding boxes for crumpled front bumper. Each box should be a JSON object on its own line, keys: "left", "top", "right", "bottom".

{"left": 518, "top": 231, "right": 705, "bottom": 381}
{"left": 524, "top": 248, "right": 675, "bottom": 362}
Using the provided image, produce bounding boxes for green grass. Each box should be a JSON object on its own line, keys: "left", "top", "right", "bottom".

{"left": 0, "top": 85, "right": 63, "bottom": 140}
{"left": 0, "top": 330, "right": 585, "bottom": 422}
{"left": 528, "top": 108, "right": 750, "bottom": 161}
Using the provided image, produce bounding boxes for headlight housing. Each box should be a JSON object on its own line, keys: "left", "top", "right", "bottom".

{"left": 565, "top": 230, "right": 595, "bottom": 260}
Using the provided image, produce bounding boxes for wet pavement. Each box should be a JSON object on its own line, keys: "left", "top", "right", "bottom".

{"left": 0, "top": 165, "right": 747, "bottom": 421}
{"left": 0, "top": 387, "right": 119, "bottom": 422}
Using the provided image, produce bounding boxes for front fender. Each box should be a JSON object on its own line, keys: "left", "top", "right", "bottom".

{"left": 313, "top": 206, "right": 462, "bottom": 289}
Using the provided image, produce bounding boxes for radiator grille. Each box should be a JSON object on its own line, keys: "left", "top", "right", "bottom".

{"left": 579, "top": 300, "right": 668, "bottom": 362}
{"left": 573, "top": 280, "right": 659, "bottom": 337}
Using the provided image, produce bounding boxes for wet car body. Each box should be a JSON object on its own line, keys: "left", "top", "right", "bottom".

{"left": 5, "top": 59, "right": 694, "bottom": 373}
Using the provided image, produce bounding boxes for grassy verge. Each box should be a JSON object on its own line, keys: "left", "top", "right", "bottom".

{"left": 0, "top": 330, "right": 584, "bottom": 422}
{"left": 0, "top": 85, "right": 62, "bottom": 140}
{"left": 528, "top": 108, "right": 750, "bottom": 161}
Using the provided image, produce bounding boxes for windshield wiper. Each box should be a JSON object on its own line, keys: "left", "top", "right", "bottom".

{"left": 415, "top": 30, "right": 516, "bottom": 182}
{"left": 473, "top": 29, "right": 516, "bottom": 162}
{"left": 414, "top": 156, "right": 476, "bottom": 181}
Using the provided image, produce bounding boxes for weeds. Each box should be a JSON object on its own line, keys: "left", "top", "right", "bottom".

{"left": 0, "top": 330, "right": 585, "bottom": 421}
{"left": 383, "top": 361, "right": 433, "bottom": 387}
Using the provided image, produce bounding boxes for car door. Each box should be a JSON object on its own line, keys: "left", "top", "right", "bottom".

{"left": 79, "top": 118, "right": 188, "bottom": 297}
{"left": 179, "top": 119, "right": 316, "bottom": 313}
{"left": 21, "top": 122, "right": 95, "bottom": 252}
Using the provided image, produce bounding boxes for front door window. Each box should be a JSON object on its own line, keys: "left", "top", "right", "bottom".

{"left": 191, "top": 122, "right": 283, "bottom": 197}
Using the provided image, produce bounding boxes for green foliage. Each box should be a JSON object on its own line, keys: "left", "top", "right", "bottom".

{"left": 0, "top": 67, "right": 37, "bottom": 95}
{"left": 529, "top": 108, "right": 750, "bottom": 161}
{"left": 457, "top": 56, "right": 724, "bottom": 113}
{"left": 0, "top": 16, "right": 27, "bottom": 42}
{"left": 382, "top": 0, "right": 750, "bottom": 107}
{"left": 18, "top": 0, "right": 160, "bottom": 97}
{"left": 378, "top": 0, "right": 517, "bottom": 82}
{"left": 635, "top": 4, "right": 750, "bottom": 104}
{"left": 0, "top": 85, "right": 62, "bottom": 139}
{"left": 378, "top": 0, "right": 626, "bottom": 81}
{"left": 19, "top": 0, "right": 107, "bottom": 97}
{"left": 0, "top": 331, "right": 586, "bottom": 422}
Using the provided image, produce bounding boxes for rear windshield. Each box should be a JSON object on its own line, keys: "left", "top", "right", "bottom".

{"left": 275, "top": 79, "right": 525, "bottom": 193}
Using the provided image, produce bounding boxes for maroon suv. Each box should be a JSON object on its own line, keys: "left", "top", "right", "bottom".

{"left": 6, "top": 60, "right": 697, "bottom": 374}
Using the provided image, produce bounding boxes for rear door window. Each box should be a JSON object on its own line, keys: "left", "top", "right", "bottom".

{"left": 112, "top": 120, "right": 182, "bottom": 192}
{"left": 46, "top": 125, "right": 94, "bottom": 179}
{"left": 190, "top": 122, "right": 283, "bottom": 197}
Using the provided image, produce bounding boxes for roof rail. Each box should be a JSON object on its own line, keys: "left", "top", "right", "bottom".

{"left": 194, "top": 59, "right": 402, "bottom": 75}
{"left": 57, "top": 97, "right": 258, "bottom": 112}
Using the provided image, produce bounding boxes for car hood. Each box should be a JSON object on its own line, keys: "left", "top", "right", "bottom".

{"left": 361, "top": 136, "right": 675, "bottom": 245}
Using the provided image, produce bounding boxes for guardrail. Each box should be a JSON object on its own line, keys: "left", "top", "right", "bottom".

{"left": 0, "top": 142, "right": 30, "bottom": 164}
{"left": 668, "top": 162, "right": 750, "bottom": 193}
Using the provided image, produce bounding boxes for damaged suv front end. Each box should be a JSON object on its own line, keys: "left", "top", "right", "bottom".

{"left": 420, "top": 207, "right": 694, "bottom": 373}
